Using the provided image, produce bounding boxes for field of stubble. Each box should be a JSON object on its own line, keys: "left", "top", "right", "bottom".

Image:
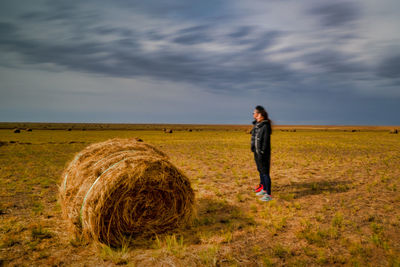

{"left": 0, "top": 127, "right": 399, "bottom": 266}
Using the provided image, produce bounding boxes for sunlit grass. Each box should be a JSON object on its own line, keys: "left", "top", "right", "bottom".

{"left": 0, "top": 128, "right": 399, "bottom": 266}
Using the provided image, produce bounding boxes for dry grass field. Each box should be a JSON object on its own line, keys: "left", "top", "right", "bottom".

{"left": 0, "top": 124, "right": 400, "bottom": 266}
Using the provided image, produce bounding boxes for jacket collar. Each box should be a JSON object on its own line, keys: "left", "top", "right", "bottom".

{"left": 253, "top": 120, "right": 268, "bottom": 127}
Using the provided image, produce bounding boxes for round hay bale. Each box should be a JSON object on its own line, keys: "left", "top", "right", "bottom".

{"left": 13, "top": 129, "right": 20, "bottom": 133}
{"left": 59, "top": 138, "right": 194, "bottom": 247}
{"left": 26, "top": 128, "right": 32, "bottom": 132}
{"left": 67, "top": 128, "right": 72, "bottom": 131}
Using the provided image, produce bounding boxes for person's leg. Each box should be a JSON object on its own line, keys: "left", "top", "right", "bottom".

{"left": 262, "top": 173, "right": 271, "bottom": 195}
{"left": 260, "top": 156, "right": 271, "bottom": 195}
{"left": 254, "top": 153, "right": 263, "bottom": 187}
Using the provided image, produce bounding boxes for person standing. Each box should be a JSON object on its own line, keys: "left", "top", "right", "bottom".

{"left": 251, "top": 105, "right": 273, "bottom": 202}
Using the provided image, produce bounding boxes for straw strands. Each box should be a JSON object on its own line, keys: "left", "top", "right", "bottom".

{"left": 59, "top": 138, "right": 195, "bottom": 247}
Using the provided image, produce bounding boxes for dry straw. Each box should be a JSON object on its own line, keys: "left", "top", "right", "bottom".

{"left": 59, "top": 138, "right": 195, "bottom": 247}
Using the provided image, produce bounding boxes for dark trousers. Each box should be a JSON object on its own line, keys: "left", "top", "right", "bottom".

{"left": 254, "top": 152, "right": 271, "bottom": 195}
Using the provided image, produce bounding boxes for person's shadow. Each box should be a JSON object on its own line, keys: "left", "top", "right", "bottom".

{"left": 276, "top": 180, "right": 352, "bottom": 199}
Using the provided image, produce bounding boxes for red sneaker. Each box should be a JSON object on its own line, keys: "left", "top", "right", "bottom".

{"left": 254, "top": 184, "right": 263, "bottom": 192}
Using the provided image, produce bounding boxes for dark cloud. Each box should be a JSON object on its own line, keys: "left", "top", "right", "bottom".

{"left": 0, "top": 22, "right": 17, "bottom": 36}
{"left": 303, "top": 50, "right": 368, "bottom": 74}
{"left": 228, "top": 26, "right": 253, "bottom": 38}
{"left": 146, "top": 31, "right": 166, "bottom": 41}
{"left": 227, "top": 29, "right": 282, "bottom": 52}
{"left": 172, "top": 25, "right": 213, "bottom": 45}
{"left": 92, "top": 26, "right": 133, "bottom": 37}
{"left": 248, "top": 31, "right": 280, "bottom": 51}
{"left": 309, "top": 2, "right": 360, "bottom": 27}
{"left": 172, "top": 34, "right": 213, "bottom": 45}
{"left": 19, "top": 2, "right": 98, "bottom": 23}
{"left": 0, "top": 20, "right": 296, "bottom": 93}
{"left": 1, "top": 0, "right": 400, "bottom": 125}
{"left": 99, "top": 0, "right": 229, "bottom": 21}
{"left": 377, "top": 55, "right": 400, "bottom": 79}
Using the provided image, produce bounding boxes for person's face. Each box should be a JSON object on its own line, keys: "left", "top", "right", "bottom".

{"left": 253, "top": 109, "right": 263, "bottom": 122}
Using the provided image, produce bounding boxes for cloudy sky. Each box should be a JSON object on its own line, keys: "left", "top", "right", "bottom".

{"left": 0, "top": 0, "right": 399, "bottom": 125}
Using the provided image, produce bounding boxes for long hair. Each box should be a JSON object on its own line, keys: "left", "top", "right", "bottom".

{"left": 254, "top": 105, "right": 273, "bottom": 133}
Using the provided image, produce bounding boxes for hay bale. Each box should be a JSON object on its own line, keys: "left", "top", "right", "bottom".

{"left": 13, "top": 129, "right": 20, "bottom": 133}
{"left": 67, "top": 128, "right": 72, "bottom": 131}
{"left": 59, "top": 138, "right": 194, "bottom": 247}
{"left": 389, "top": 129, "right": 398, "bottom": 134}
{"left": 26, "top": 128, "right": 32, "bottom": 132}
{"left": 164, "top": 129, "right": 173, "bottom": 134}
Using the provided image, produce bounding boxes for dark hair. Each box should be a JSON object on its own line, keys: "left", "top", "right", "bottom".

{"left": 254, "top": 105, "right": 273, "bottom": 133}
{"left": 255, "top": 105, "right": 270, "bottom": 122}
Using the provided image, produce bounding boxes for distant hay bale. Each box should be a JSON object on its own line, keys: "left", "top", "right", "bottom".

{"left": 59, "top": 138, "right": 194, "bottom": 247}
{"left": 13, "top": 129, "right": 20, "bottom": 133}
{"left": 67, "top": 128, "right": 72, "bottom": 131}
{"left": 164, "top": 129, "right": 173, "bottom": 133}
{"left": 26, "top": 128, "right": 32, "bottom": 132}
{"left": 389, "top": 129, "right": 398, "bottom": 134}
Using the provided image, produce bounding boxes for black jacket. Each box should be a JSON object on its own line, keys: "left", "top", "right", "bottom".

{"left": 251, "top": 120, "right": 271, "bottom": 156}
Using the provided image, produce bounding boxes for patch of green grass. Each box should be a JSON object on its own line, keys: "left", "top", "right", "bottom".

{"left": 99, "top": 243, "right": 129, "bottom": 265}
{"left": 298, "top": 223, "right": 339, "bottom": 246}
{"left": 198, "top": 244, "right": 219, "bottom": 266}
{"left": 369, "top": 222, "right": 389, "bottom": 249}
{"left": 279, "top": 193, "right": 295, "bottom": 201}
{"left": 236, "top": 193, "right": 244, "bottom": 202}
{"left": 32, "top": 201, "right": 44, "bottom": 214}
{"left": 194, "top": 216, "right": 216, "bottom": 226}
{"left": 222, "top": 230, "right": 233, "bottom": 244}
{"left": 0, "top": 236, "right": 20, "bottom": 248}
{"left": 316, "top": 249, "right": 329, "bottom": 265}
{"left": 331, "top": 212, "right": 344, "bottom": 228}
{"left": 69, "top": 235, "right": 87, "bottom": 247}
{"left": 262, "top": 255, "right": 274, "bottom": 267}
{"left": 31, "top": 225, "right": 52, "bottom": 240}
{"left": 164, "top": 234, "right": 186, "bottom": 256}
{"left": 273, "top": 244, "right": 290, "bottom": 258}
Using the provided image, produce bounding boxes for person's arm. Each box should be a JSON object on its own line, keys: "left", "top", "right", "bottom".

{"left": 251, "top": 127, "right": 255, "bottom": 152}
{"left": 260, "top": 124, "right": 270, "bottom": 154}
